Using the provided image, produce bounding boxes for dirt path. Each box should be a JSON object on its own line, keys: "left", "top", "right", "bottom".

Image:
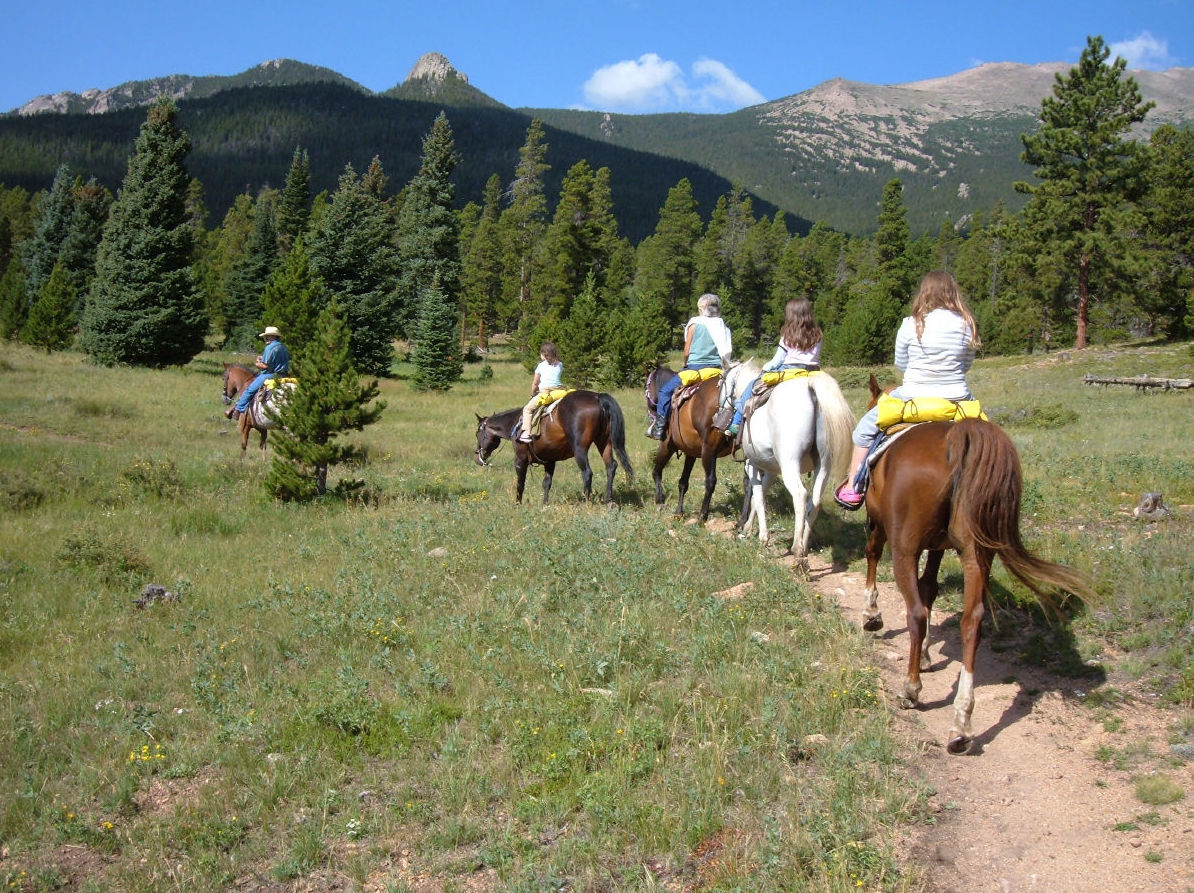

{"left": 799, "top": 552, "right": 1194, "bottom": 892}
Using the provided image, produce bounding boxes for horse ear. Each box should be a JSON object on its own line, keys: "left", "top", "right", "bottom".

{"left": 475, "top": 413, "right": 484, "bottom": 423}
{"left": 868, "top": 374, "right": 881, "bottom": 398}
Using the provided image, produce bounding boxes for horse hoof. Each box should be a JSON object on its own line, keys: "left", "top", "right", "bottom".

{"left": 947, "top": 734, "right": 973, "bottom": 755}
{"left": 862, "top": 615, "right": 884, "bottom": 632}
{"left": 897, "top": 696, "right": 917, "bottom": 710}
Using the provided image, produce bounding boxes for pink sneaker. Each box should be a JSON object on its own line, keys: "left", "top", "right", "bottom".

{"left": 834, "top": 482, "right": 864, "bottom": 510}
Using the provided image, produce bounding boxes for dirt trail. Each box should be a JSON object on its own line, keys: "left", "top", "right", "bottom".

{"left": 798, "top": 552, "right": 1194, "bottom": 893}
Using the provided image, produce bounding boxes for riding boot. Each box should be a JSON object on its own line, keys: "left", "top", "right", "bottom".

{"left": 648, "top": 414, "right": 666, "bottom": 440}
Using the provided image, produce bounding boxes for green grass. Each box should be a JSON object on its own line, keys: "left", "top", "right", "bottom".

{"left": 1, "top": 338, "right": 1193, "bottom": 890}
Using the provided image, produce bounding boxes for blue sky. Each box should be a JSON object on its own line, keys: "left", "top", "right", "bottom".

{"left": 4, "top": 0, "right": 1190, "bottom": 114}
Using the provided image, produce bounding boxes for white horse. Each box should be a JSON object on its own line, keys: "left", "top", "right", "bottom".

{"left": 720, "top": 360, "right": 855, "bottom": 566}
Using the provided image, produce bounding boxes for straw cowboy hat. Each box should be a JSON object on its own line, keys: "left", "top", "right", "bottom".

{"left": 258, "top": 326, "right": 282, "bottom": 339}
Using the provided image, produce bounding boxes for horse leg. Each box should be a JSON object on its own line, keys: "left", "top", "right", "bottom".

{"left": 652, "top": 445, "right": 671, "bottom": 509}
{"left": 778, "top": 455, "right": 812, "bottom": 562}
{"left": 514, "top": 453, "right": 530, "bottom": 504}
{"left": 239, "top": 415, "right": 251, "bottom": 460}
{"left": 736, "top": 466, "right": 753, "bottom": 533}
{"left": 893, "top": 546, "right": 928, "bottom": 706}
{"left": 748, "top": 465, "right": 774, "bottom": 545}
{"left": 917, "top": 550, "right": 944, "bottom": 672}
{"left": 947, "top": 547, "right": 992, "bottom": 755}
{"left": 259, "top": 428, "right": 268, "bottom": 459}
{"left": 861, "top": 518, "right": 886, "bottom": 632}
{"left": 541, "top": 460, "right": 557, "bottom": 504}
{"left": 696, "top": 451, "right": 717, "bottom": 522}
{"left": 599, "top": 441, "right": 617, "bottom": 504}
{"left": 675, "top": 455, "right": 697, "bottom": 516}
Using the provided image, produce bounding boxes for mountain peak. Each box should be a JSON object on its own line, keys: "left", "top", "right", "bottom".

{"left": 405, "top": 53, "right": 468, "bottom": 85}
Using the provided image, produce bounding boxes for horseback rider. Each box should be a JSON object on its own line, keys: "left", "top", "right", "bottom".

{"left": 226, "top": 325, "right": 291, "bottom": 421}
{"left": 518, "top": 342, "right": 564, "bottom": 442}
{"left": 648, "top": 293, "right": 732, "bottom": 440}
{"left": 725, "top": 297, "right": 822, "bottom": 438}
{"left": 834, "top": 271, "right": 980, "bottom": 510}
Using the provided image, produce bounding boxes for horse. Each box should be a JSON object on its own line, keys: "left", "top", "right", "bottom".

{"left": 857, "top": 375, "right": 1095, "bottom": 754}
{"left": 235, "top": 380, "right": 295, "bottom": 459}
{"left": 720, "top": 361, "right": 854, "bottom": 567}
{"left": 645, "top": 364, "right": 732, "bottom": 521}
{"left": 221, "top": 363, "right": 255, "bottom": 404}
{"left": 474, "top": 390, "right": 634, "bottom": 504}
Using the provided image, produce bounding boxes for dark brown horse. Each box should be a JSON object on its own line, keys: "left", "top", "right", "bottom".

{"left": 474, "top": 390, "right": 633, "bottom": 504}
{"left": 221, "top": 364, "right": 255, "bottom": 404}
{"left": 645, "top": 365, "right": 732, "bottom": 521}
{"left": 857, "top": 376, "right": 1094, "bottom": 754}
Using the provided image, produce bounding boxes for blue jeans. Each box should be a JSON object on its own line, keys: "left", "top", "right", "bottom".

{"left": 235, "top": 372, "right": 274, "bottom": 412}
{"left": 656, "top": 364, "right": 719, "bottom": 421}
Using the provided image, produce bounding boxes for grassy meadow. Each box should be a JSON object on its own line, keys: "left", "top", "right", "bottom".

{"left": 0, "top": 337, "right": 1192, "bottom": 891}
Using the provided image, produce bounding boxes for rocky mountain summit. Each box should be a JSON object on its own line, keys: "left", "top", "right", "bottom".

{"left": 405, "top": 52, "right": 468, "bottom": 86}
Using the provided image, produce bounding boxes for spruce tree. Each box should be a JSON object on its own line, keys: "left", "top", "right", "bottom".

{"left": 21, "top": 263, "right": 76, "bottom": 352}
{"left": 1016, "top": 35, "right": 1154, "bottom": 348}
{"left": 634, "top": 178, "right": 702, "bottom": 326}
{"left": 225, "top": 191, "right": 279, "bottom": 348}
{"left": 500, "top": 119, "right": 550, "bottom": 351}
{"left": 0, "top": 255, "right": 31, "bottom": 340}
{"left": 58, "top": 178, "right": 112, "bottom": 315}
{"left": 395, "top": 113, "right": 461, "bottom": 342}
{"left": 461, "top": 173, "right": 505, "bottom": 349}
{"left": 410, "top": 281, "right": 462, "bottom": 391}
{"left": 80, "top": 98, "right": 206, "bottom": 366}
{"left": 261, "top": 241, "right": 323, "bottom": 360}
{"left": 1141, "top": 125, "right": 1194, "bottom": 337}
{"left": 24, "top": 164, "right": 76, "bottom": 303}
{"left": 556, "top": 272, "right": 607, "bottom": 386}
{"left": 276, "top": 147, "right": 311, "bottom": 253}
{"left": 307, "top": 163, "right": 401, "bottom": 377}
{"left": 266, "top": 299, "right": 384, "bottom": 501}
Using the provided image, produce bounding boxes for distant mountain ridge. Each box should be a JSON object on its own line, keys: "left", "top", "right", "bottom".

{"left": 4, "top": 54, "right": 1192, "bottom": 235}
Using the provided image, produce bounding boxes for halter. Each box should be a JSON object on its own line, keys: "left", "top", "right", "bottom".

{"left": 474, "top": 418, "right": 505, "bottom": 466}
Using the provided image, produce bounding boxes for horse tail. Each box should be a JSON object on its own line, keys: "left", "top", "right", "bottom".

{"left": 599, "top": 392, "right": 635, "bottom": 483}
{"left": 808, "top": 373, "right": 856, "bottom": 487}
{"left": 946, "top": 420, "right": 1095, "bottom": 606}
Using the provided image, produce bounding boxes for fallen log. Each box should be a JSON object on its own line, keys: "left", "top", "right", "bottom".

{"left": 1082, "top": 374, "right": 1194, "bottom": 391}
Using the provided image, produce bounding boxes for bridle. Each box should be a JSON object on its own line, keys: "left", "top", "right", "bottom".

{"left": 474, "top": 418, "right": 504, "bottom": 466}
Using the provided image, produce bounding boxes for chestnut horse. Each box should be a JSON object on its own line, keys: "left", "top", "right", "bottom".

{"left": 858, "top": 376, "right": 1094, "bottom": 754}
{"left": 221, "top": 364, "right": 255, "bottom": 404}
{"left": 645, "top": 365, "right": 732, "bottom": 521}
{"left": 474, "top": 390, "right": 633, "bottom": 504}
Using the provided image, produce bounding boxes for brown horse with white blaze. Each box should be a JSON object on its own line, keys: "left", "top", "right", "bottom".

{"left": 645, "top": 365, "right": 732, "bottom": 521}
{"left": 859, "top": 376, "right": 1095, "bottom": 754}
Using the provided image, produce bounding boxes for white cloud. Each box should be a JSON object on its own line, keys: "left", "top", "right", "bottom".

{"left": 1109, "top": 31, "right": 1177, "bottom": 70}
{"left": 582, "top": 53, "right": 764, "bottom": 113}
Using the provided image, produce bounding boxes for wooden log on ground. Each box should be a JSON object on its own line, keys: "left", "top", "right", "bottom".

{"left": 1082, "top": 374, "right": 1194, "bottom": 391}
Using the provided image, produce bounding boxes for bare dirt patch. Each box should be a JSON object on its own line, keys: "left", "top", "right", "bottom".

{"left": 806, "top": 552, "right": 1194, "bottom": 892}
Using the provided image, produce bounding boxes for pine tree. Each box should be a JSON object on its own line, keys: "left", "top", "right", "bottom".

{"left": 461, "top": 174, "right": 505, "bottom": 348}
{"left": 500, "top": 119, "right": 550, "bottom": 351}
{"left": 225, "top": 191, "right": 279, "bottom": 348}
{"left": 410, "top": 280, "right": 462, "bottom": 391}
{"left": 307, "top": 163, "right": 401, "bottom": 377}
{"left": 266, "top": 299, "right": 384, "bottom": 501}
{"left": 1016, "top": 35, "right": 1154, "bottom": 348}
{"left": 395, "top": 113, "right": 461, "bottom": 342}
{"left": 634, "top": 178, "right": 702, "bottom": 329}
{"left": 0, "top": 255, "right": 31, "bottom": 340}
{"left": 1140, "top": 125, "right": 1194, "bottom": 337}
{"left": 261, "top": 241, "right": 323, "bottom": 360}
{"left": 23, "top": 164, "right": 76, "bottom": 304}
{"left": 58, "top": 178, "right": 112, "bottom": 315}
{"left": 79, "top": 98, "right": 206, "bottom": 366}
{"left": 22, "top": 263, "right": 77, "bottom": 352}
{"left": 276, "top": 147, "right": 311, "bottom": 253}
{"left": 557, "top": 272, "right": 607, "bottom": 386}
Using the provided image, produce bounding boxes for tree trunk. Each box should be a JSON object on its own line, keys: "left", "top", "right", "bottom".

{"left": 315, "top": 463, "right": 328, "bottom": 496}
{"left": 1075, "top": 252, "right": 1091, "bottom": 349}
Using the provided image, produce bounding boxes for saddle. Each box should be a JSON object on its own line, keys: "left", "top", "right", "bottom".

{"left": 739, "top": 369, "right": 822, "bottom": 429}
{"left": 528, "top": 388, "right": 574, "bottom": 436}
{"left": 674, "top": 368, "right": 721, "bottom": 413}
{"left": 250, "top": 377, "right": 297, "bottom": 428}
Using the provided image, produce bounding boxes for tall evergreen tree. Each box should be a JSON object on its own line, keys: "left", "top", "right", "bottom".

{"left": 461, "top": 174, "right": 505, "bottom": 348}
{"left": 261, "top": 241, "right": 323, "bottom": 360}
{"left": 21, "top": 263, "right": 76, "bottom": 352}
{"left": 395, "top": 113, "right": 461, "bottom": 343}
{"left": 556, "top": 271, "right": 607, "bottom": 386}
{"left": 410, "top": 280, "right": 462, "bottom": 391}
{"left": 500, "top": 119, "right": 550, "bottom": 350}
{"left": 225, "top": 190, "right": 279, "bottom": 348}
{"left": 79, "top": 98, "right": 206, "bottom": 366}
{"left": 1016, "top": 35, "right": 1154, "bottom": 348}
{"left": 200, "top": 192, "right": 255, "bottom": 341}
{"left": 307, "top": 163, "right": 401, "bottom": 377}
{"left": 634, "top": 178, "right": 702, "bottom": 330}
{"left": 276, "top": 147, "right": 311, "bottom": 254}
{"left": 267, "top": 299, "right": 385, "bottom": 501}
{"left": 1140, "top": 125, "right": 1194, "bottom": 337}
{"left": 23, "top": 164, "right": 76, "bottom": 304}
{"left": 0, "top": 255, "right": 30, "bottom": 340}
{"left": 58, "top": 178, "right": 112, "bottom": 315}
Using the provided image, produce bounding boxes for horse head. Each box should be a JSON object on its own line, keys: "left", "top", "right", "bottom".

{"left": 474, "top": 413, "right": 503, "bottom": 466}
{"left": 719, "top": 358, "right": 760, "bottom": 409}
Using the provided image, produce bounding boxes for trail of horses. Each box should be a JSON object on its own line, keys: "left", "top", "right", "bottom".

{"left": 803, "top": 553, "right": 1194, "bottom": 893}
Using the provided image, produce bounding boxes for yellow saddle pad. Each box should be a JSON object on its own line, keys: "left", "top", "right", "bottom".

{"left": 677, "top": 367, "right": 722, "bottom": 386}
{"left": 876, "top": 392, "right": 987, "bottom": 431}
{"left": 535, "top": 387, "right": 574, "bottom": 407}
{"left": 758, "top": 368, "right": 820, "bottom": 388}
{"left": 264, "top": 376, "right": 298, "bottom": 390}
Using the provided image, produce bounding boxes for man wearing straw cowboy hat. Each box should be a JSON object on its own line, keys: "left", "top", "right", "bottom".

{"left": 225, "top": 325, "right": 291, "bottom": 421}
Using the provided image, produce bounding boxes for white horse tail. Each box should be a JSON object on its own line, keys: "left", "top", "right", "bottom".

{"left": 808, "top": 373, "right": 855, "bottom": 486}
